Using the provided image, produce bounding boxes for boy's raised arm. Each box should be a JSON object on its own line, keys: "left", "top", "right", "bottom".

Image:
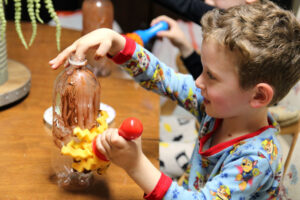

{"left": 49, "top": 28, "right": 126, "bottom": 69}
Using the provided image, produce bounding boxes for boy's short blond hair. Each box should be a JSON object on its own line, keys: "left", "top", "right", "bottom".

{"left": 201, "top": 0, "right": 300, "bottom": 105}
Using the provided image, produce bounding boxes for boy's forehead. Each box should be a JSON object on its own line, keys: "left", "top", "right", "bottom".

{"left": 201, "top": 38, "right": 241, "bottom": 72}
{"left": 201, "top": 37, "right": 230, "bottom": 56}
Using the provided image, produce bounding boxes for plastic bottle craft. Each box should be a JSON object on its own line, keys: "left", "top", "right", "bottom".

{"left": 52, "top": 54, "right": 104, "bottom": 190}
{"left": 52, "top": 54, "right": 144, "bottom": 190}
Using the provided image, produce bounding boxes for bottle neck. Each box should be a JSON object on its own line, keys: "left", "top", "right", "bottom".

{"left": 69, "top": 54, "right": 87, "bottom": 67}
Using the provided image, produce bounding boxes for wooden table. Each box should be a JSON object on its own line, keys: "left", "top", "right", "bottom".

{"left": 0, "top": 22, "right": 160, "bottom": 199}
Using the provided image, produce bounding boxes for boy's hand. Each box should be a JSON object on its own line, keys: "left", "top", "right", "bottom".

{"left": 96, "top": 128, "right": 161, "bottom": 195}
{"left": 49, "top": 28, "right": 126, "bottom": 69}
{"left": 151, "top": 15, "right": 193, "bottom": 58}
{"left": 95, "top": 128, "right": 143, "bottom": 172}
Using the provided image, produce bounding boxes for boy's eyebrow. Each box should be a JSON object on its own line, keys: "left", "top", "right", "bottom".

{"left": 204, "top": 65, "right": 218, "bottom": 77}
{"left": 208, "top": 69, "right": 219, "bottom": 80}
{"left": 201, "top": 56, "right": 220, "bottom": 78}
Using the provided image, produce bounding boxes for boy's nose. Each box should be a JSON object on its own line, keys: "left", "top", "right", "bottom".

{"left": 195, "top": 75, "right": 205, "bottom": 90}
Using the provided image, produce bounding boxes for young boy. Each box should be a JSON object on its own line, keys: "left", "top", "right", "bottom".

{"left": 49, "top": 0, "right": 300, "bottom": 199}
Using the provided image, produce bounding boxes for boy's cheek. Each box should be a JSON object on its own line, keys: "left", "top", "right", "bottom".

{"left": 209, "top": 94, "right": 232, "bottom": 112}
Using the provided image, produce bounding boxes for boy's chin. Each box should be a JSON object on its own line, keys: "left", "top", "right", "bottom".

{"left": 205, "top": 109, "right": 215, "bottom": 117}
{"left": 205, "top": 108, "right": 224, "bottom": 118}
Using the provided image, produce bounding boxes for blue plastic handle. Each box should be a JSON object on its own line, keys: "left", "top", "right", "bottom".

{"left": 135, "top": 21, "right": 169, "bottom": 45}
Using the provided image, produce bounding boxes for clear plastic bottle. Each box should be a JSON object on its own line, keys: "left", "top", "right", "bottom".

{"left": 82, "top": 0, "right": 114, "bottom": 77}
{"left": 52, "top": 54, "right": 101, "bottom": 190}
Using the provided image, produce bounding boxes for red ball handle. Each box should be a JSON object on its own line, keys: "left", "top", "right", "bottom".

{"left": 118, "top": 117, "right": 143, "bottom": 140}
{"left": 92, "top": 117, "right": 143, "bottom": 161}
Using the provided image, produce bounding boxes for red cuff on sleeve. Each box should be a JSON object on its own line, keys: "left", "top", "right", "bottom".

{"left": 107, "top": 36, "right": 136, "bottom": 64}
{"left": 143, "top": 173, "right": 173, "bottom": 200}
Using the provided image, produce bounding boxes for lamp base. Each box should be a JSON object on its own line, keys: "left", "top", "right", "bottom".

{"left": 0, "top": 59, "right": 31, "bottom": 107}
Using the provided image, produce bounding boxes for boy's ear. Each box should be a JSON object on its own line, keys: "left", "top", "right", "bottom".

{"left": 246, "top": 0, "right": 258, "bottom": 4}
{"left": 250, "top": 83, "right": 274, "bottom": 108}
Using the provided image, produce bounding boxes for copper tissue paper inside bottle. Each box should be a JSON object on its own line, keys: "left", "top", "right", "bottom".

{"left": 82, "top": 0, "right": 114, "bottom": 77}
{"left": 52, "top": 55, "right": 101, "bottom": 190}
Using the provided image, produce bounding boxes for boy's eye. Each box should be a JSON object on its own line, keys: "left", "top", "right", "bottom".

{"left": 207, "top": 71, "right": 215, "bottom": 80}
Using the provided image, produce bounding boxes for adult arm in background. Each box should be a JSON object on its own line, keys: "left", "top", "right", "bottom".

{"left": 181, "top": 51, "right": 202, "bottom": 80}
{"left": 152, "top": 15, "right": 203, "bottom": 79}
{"left": 152, "top": 0, "right": 214, "bottom": 24}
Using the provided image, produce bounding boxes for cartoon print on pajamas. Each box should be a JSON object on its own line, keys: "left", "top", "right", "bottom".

{"left": 140, "top": 63, "right": 164, "bottom": 90}
{"left": 201, "top": 156, "right": 209, "bottom": 168}
{"left": 125, "top": 59, "right": 143, "bottom": 77}
{"left": 137, "top": 51, "right": 150, "bottom": 69}
{"left": 165, "top": 86, "right": 179, "bottom": 100}
{"left": 210, "top": 185, "right": 232, "bottom": 200}
{"left": 274, "top": 161, "right": 282, "bottom": 179}
{"left": 182, "top": 88, "right": 198, "bottom": 116}
{"left": 193, "top": 172, "right": 207, "bottom": 191}
{"left": 257, "top": 152, "right": 266, "bottom": 159}
{"left": 199, "top": 121, "right": 210, "bottom": 138}
{"left": 261, "top": 138, "right": 278, "bottom": 164}
{"left": 230, "top": 141, "right": 246, "bottom": 155}
{"left": 124, "top": 50, "right": 150, "bottom": 77}
{"left": 267, "top": 186, "right": 279, "bottom": 200}
{"left": 235, "top": 157, "right": 260, "bottom": 191}
{"left": 182, "top": 165, "right": 191, "bottom": 187}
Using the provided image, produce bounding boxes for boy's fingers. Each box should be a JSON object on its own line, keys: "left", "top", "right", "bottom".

{"left": 50, "top": 45, "right": 76, "bottom": 69}
{"left": 100, "top": 131, "right": 112, "bottom": 158}
{"left": 105, "top": 129, "right": 113, "bottom": 144}
{"left": 64, "top": 59, "right": 70, "bottom": 68}
{"left": 96, "top": 135, "right": 108, "bottom": 158}
{"left": 95, "top": 41, "right": 112, "bottom": 59}
{"left": 50, "top": 55, "right": 66, "bottom": 69}
{"left": 110, "top": 131, "right": 127, "bottom": 149}
{"left": 74, "top": 44, "right": 91, "bottom": 63}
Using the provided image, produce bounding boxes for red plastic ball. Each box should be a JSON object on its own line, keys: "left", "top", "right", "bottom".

{"left": 118, "top": 117, "right": 143, "bottom": 140}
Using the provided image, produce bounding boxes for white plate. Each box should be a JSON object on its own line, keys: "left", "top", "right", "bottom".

{"left": 43, "top": 103, "right": 116, "bottom": 127}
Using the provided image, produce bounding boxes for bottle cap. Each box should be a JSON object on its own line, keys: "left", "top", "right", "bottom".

{"left": 68, "top": 53, "right": 87, "bottom": 66}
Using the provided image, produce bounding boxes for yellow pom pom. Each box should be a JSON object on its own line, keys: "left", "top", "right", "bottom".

{"left": 61, "top": 111, "right": 110, "bottom": 173}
